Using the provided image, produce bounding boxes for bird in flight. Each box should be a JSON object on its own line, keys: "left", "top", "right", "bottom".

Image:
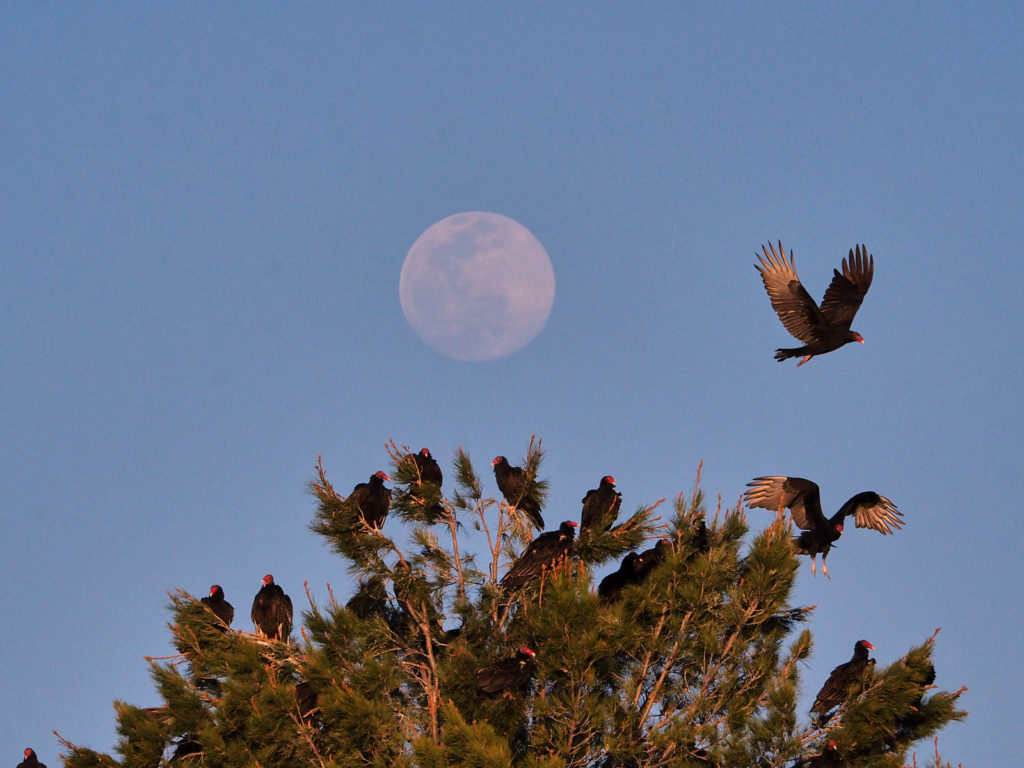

{"left": 743, "top": 476, "right": 903, "bottom": 578}
{"left": 755, "top": 241, "right": 874, "bottom": 365}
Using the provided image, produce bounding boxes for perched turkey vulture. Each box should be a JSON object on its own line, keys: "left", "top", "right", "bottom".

{"left": 492, "top": 456, "right": 545, "bottom": 530}
{"left": 743, "top": 476, "right": 903, "bottom": 578}
{"left": 295, "top": 680, "right": 319, "bottom": 725}
{"left": 250, "top": 574, "right": 293, "bottom": 640}
{"left": 17, "top": 749, "right": 46, "bottom": 768}
{"left": 805, "top": 740, "right": 844, "bottom": 768}
{"left": 811, "top": 640, "right": 875, "bottom": 716}
{"left": 580, "top": 475, "right": 622, "bottom": 533}
{"left": 413, "top": 447, "right": 443, "bottom": 486}
{"left": 755, "top": 241, "right": 874, "bottom": 365}
{"left": 634, "top": 538, "right": 673, "bottom": 582}
{"left": 348, "top": 470, "right": 392, "bottom": 529}
{"left": 500, "top": 521, "right": 578, "bottom": 591}
{"left": 597, "top": 551, "right": 643, "bottom": 603}
{"left": 477, "top": 647, "right": 537, "bottom": 694}
{"left": 169, "top": 736, "right": 202, "bottom": 763}
{"left": 200, "top": 584, "right": 234, "bottom": 627}
{"left": 404, "top": 447, "right": 444, "bottom": 519}
{"left": 346, "top": 575, "right": 391, "bottom": 620}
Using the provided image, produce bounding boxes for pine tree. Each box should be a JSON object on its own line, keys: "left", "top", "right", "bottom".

{"left": 57, "top": 442, "right": 966, "bottom": 768}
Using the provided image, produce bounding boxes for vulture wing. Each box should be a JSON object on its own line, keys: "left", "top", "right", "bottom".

{"left": 818, "top": 245, "right": 873, "bottom": 328}
{"left": 755, "top": 242, "right": 829, "bottom": 344}
{"left": 744, "top": 476, "right": 828, "bottom": 533}
{"left": 833, "top": 491, "right": 903, "bottom": 535}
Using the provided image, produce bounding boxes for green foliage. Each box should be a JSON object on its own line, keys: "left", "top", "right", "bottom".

{"left": 57, "top": 443, "right": 966, "bottom": 768}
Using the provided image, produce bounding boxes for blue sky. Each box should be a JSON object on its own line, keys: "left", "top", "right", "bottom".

{"left": 3, "top": 4, "right": 1021, "bottom": 765}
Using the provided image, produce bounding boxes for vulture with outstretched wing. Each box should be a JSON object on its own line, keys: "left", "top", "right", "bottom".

{"left": 755, "top": 241, "right": 874, "bottom": 365}
{"left": 744, "top": 476, "right": 903, "bottom": 578}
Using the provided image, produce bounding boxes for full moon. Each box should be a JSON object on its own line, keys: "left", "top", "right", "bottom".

{"left": 399, "top": 212, "right": 556, "bottom": 362}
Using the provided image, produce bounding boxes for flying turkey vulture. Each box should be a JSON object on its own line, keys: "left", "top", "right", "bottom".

{"left": 413, "top": 447, "right": 443, "bottom": 486}
{"left": 200, "top": 584, "right": 234, "bottom": 627}
{"left": 492, "top": 456, "right": 545, "bottom": 530}
{"left": 250, "top": 574, "right": 293, "bottom": 640}
{"left": 17, "top": 749, "right": 46, "bottom": 768}
{"left": 811, "top": 640, "right": 875, "bottom": 716}
{"left": 597, "top": 551, "right": 643, "bottom": 603}
{"left": 477, "top": 647, "right": 537, "bottom": 694}
{"left": 500, "top": 521, "right": 578, "bottom": 591}
{"left": 580, "top": 475, "right": 622, "bottom": 533}
{"left": 743, "top": 476, "right": 903, "bottom": 578}
{"left": 348, "top": 470, "right": 392, "bottom": 529}
{"left": 755, "top": 241, "right": 874, "bottom": 365}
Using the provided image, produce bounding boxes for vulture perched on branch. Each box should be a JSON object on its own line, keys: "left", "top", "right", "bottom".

{"left": 811, "top": 640, "right": 875, "bottom": 716}
{"left": 580, "top": 475, "right": 622, "bottom": 533}
{"left": 17, "top": 749, "right": 46, "bottom": 768}
{"left": 477, "top": 647, "right": 537, "bottom": 694}
{"left": 500, "top": 521, "right": 577, "bottom": 590}
{"left": 492, "top": 456, "right": 545, "bottom": 530}
{"left": 348, "top": 470, "right": 392, "bottom": 529}
{"left": 250, "top": 574, "right": 293, "bottom": 640}
{"left": 597, "top": 551, "right": 643, "bottom": 603}
{"left": 200, "top": 584, "right": 234, "bottom": 627}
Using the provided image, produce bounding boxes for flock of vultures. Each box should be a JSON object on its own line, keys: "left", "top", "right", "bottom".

{"left": 20, "top": 243, "right": 900, "bottom": 768}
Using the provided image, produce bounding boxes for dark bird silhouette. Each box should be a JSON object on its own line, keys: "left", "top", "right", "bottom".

{"left": 500, "top": 521, "right": 578, "bottom": 590}
{"left": 17, "top": 749, "right": 46, "bottom": 768}
{"left": 805, "top": 740, "right": 845, "bottom": 768}
{"left": 295, "top": 680, "right": 319, "bottom": 725}
{"left": 755, "top": 241, "right": 874, "bottom": 365}
{"left": 349, "top": 470, "right": 392, "bottom": 529}
{"left": 477, "top": 647, "right": 537, "bottom": 694}
{"left": 250, "top": 574, "right": 293, "bottom": 640}
{"left": 169, "top": 736, "right": 202, "bottom": 763}
{"left": 200, "top": 584, "right": 234, "bottom": 627}
{"left": 413, "top": 447, "right": 443, "bottom": 486}
{"left": 346, "top": 575, "right": 391, "bottom": 620}
{"left": 492, "top": 456, "right": 545, "bottom": 530}
{"left": 405, "top": 447, "right": 444, "bottom": 519}
{"left": 598, "top": 551, "right": 642, "bottom": 603}
{"left": 811, "top": 640, "right": 875, "bottom": 716}
{"left": 743, "top": 476, "right": 903, "bottom": 578}
{"left": 580, "top": 475, "right": 622, "bottom": 533}
{"left": 634, "top": 538, "right": 673, "bottom": 582}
